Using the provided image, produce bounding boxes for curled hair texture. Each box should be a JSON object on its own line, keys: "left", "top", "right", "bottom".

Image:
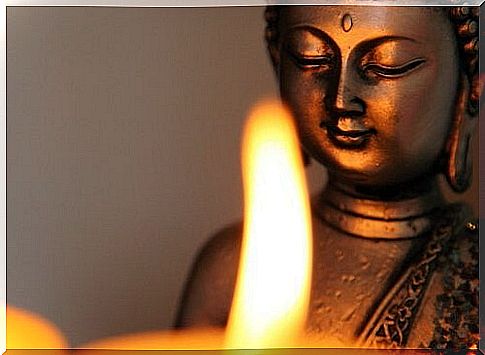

{"left": 449, "top": 7, "right": 480, "bottom": 114}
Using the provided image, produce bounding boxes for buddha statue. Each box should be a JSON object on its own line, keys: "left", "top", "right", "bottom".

{"left": 175, "top": 6, "right": 481, "bottom": 350}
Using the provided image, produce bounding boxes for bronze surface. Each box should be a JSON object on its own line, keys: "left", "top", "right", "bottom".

{"left": 176, "top": 6, "right": 480, "bottom": 350}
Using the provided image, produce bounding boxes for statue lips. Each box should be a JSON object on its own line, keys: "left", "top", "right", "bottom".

{"left": 321, "top": 117, "right": 375, "bottom": 148}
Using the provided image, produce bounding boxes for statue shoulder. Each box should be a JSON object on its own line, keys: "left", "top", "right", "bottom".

{"left": 174, "top": 222, "right": 242, "bottom": 328}
{"left": 368, "top": 205, "right": 478, "bottom": 349}
{"left": 438, "top": 212, "right": 478, "bottom": 284}
{"left": 447, "top": 218, "right": 478, "bottom": 263}
{"left": 428, "top": 215, "right": 479, "bottom": 349}
{"left": 197, "top": 223, "right": 244, "bottom": 266}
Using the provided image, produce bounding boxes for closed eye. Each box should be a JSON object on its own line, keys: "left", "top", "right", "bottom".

{"left": 362, "top": 58, "right": 426, "bottom": 78}
{"left": 287, "top": 50, "right": 334, "bottom": 71}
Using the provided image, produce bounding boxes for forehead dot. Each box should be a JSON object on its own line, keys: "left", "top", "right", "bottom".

{"left": 341, "top": 13, "right": 353, "bottom": 32}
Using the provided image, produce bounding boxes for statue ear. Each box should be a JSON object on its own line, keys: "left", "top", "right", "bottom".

{"left": 267, "top": 43, "right": 280, "bottom": 74}
{"left": 445, "top": 74, "right": 481, "bottom": 192}
{"left": 264, "top": 7, "right": 280, "bottom": 73}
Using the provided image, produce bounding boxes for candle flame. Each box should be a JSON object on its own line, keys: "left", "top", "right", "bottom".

{"left": 225, "top": 100, "right": 313, "bottom": 349}
{"left": 73, "top": 100, "right": 315, "bottom": 352}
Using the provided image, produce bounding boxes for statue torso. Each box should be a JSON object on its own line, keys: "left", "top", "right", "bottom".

{"left": 176, "top": 200, "right": 478, "bottom": 350}
{"left": 307, "top": 203, "right": 478, "bottom": 349}
{"left": 307, "top": 213, "right": 416, "bottom": 346}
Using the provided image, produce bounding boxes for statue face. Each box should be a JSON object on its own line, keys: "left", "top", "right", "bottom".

{"left": 278, "top": 7, "right": 460, "bottom": 187}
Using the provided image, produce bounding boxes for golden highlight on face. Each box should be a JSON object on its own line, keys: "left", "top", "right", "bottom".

{"left": 277, "top": 7, "right": 460, "bottom": 187}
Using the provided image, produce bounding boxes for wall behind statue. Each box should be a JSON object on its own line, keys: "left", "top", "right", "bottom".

{"left": 7, "top": 6, "right": 479, "bottom": 347}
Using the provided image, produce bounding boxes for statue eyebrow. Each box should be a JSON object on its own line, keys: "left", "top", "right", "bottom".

{"left": 283, "top": 25, "right": 338, "bottom": 48}
{"left": 357, "top": 36, "right": 418, "bottom": 51}
{"left": 283, "top": 29, "right": 415, "bottom": 56}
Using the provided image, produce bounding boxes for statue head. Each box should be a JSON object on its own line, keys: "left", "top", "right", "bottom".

{"left": 265, "top": 6, "right": 480, "bottom": 193}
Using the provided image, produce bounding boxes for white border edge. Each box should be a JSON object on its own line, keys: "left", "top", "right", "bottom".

{"left": 4, "top": 0, "right": 485, "bottom": 6}
{"left": 1, "top": 0, "right": 5, "bottom": 352}
{"left": 1, "top": 0, "right": 482, "bottom": 352}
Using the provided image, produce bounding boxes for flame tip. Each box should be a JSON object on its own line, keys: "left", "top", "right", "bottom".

{"left": 227, "top": 100, "right": 313, "bottom": 349}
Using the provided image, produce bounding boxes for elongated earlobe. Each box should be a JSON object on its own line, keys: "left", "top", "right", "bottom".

{"left": 445, "top": 77, "right": 478, "bottom": 192}
{"left": 267, "top": 43, "right": 280, "bottom": 70}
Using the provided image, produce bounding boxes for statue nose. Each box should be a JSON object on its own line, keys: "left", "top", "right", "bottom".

{"left": 326, "top": 67, "right": 366, "bottom": 116}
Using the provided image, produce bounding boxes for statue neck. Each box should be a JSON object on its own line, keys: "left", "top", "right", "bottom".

{"left": 315, "top": 176, "right": 445, "bottom": 239}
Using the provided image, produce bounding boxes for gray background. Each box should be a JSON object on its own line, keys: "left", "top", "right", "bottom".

{"left": 7, "top": 7, "right": 479, "bottom": 347}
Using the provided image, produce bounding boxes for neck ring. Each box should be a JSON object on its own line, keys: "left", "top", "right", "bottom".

{"left": 315, "top": 182, "right": 445, "bottom": 239}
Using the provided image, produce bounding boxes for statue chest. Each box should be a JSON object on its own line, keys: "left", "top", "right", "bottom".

{"left": 306, "top": 219, "right": 417, "bottom": 346}
{"left": 305, "top": 210, "right": 478, "bottom": 350}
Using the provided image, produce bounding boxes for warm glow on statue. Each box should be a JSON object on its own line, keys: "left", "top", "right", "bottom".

{"left": 176, "top": 6, "right": 480, "bottom": 350}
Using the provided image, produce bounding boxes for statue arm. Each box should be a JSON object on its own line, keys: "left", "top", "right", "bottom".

{"left": 174, "top": 223, "right": 242, "bottom": 329}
